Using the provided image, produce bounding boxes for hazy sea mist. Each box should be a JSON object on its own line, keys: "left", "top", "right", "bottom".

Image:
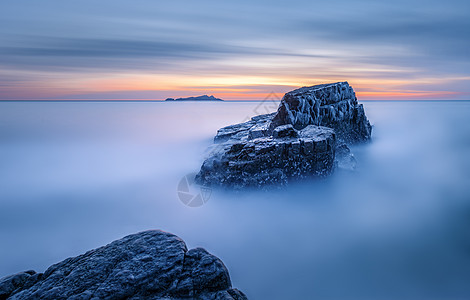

{"left": 1, "top": 100, "right": 470, "bottom": 299}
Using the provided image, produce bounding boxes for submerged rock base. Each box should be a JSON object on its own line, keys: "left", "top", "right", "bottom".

{"left": 196, "top": 82, "right": 371, "bottom": 188}
{"left": 197, "top": 124, "right": 336, "bottom": 187}
{"left": 0, "top": 230, "right": 247, "bottom": 300}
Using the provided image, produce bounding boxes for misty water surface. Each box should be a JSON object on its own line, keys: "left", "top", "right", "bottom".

{"left": 0, "top": 101, "right": 470, "bottom": 299}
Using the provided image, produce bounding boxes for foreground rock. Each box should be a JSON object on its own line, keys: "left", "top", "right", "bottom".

{"left": 0, "top": 230, "right": 247, "bottom": 300}
{"left": 195, "top": 82, "right": 371, "bottom": 188}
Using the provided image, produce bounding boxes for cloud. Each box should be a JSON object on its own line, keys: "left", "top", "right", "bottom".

{"left": 0, "top": 35, "right": 332, "bottom": 73}
{"left": 0, "top": 0, "right": 469, "bottom": 99}
{"left": 300, "top": 16, "right": 470, "bottom": 60}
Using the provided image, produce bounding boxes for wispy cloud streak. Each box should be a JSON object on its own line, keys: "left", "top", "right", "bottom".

{"left": 0, "top": 0, "right": 469, "bottom": 100}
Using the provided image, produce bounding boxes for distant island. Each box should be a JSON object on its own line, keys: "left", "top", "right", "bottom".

{"left": 165, "top": 95, "right": 223, "bottom": 101}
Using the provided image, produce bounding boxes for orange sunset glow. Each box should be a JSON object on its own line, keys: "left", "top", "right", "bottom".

{"left": 0, "top": 1, "right": 469, "bottom": 101}
{"left": 2, "top": 72, "right": 468, "bottom": 100}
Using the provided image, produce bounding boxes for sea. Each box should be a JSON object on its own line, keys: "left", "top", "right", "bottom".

{"left": 0, "top": 100, "right": 469, "bottom": 299}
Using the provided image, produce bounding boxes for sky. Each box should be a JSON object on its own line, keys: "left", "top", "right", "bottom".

{"left": 0, "top": 0, "right": 469, "bottom": 100}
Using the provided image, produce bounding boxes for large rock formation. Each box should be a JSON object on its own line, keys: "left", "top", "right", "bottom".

{"left": 0, "top": 230, "right": 247, "bottom": 300}
{"left": 195, "top": 82, "right": 371, "bottom": 188}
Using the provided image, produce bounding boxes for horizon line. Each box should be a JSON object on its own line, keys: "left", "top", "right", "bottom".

{"left": 0, "top": 99, "right": 470, "bottom": 102}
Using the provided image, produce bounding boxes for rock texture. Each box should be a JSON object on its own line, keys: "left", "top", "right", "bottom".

{"left": 270, "top": 82, "right": 371, "bottom": 143}
{"left": 197, "top": 124, "right": 336, "bottom": 187}
{"left": 0, "top": 230, "right": 247, "bottom": 300}
{"left": 195, "top": 82, "right": 371, "bottom": 188}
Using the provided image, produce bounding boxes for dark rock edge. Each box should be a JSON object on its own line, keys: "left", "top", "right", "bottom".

{"left": 0, "top": 230, "right": 247, "bottom": 300}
